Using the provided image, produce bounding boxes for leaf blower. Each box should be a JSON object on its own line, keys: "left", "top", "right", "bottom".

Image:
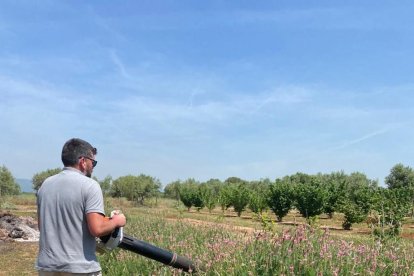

{"left": 98, "top": 223, "right": 197, "bottom": 273}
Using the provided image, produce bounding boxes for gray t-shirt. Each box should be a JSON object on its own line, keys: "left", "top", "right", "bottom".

{"left": 36, "top": 167, "right": 105, "bottom": 273}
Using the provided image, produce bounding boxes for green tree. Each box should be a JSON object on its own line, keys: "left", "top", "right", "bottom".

{"left": 192, "top": 185, "right": 205, "bottom": 212}
{"left": 267, "top": 177, "right": 294, "bottom": 222}
{"left": 322, "top": 171, "right": 348, "bottom": 218}
{"left": 230, "top": 183, "right": 250, "bottom": 217}
{"left": 218, "top": 184, "right": 233, "bottom": 211}
{"left": 385, "top": 163, "right": 414, "bottom": 189}
{"left": 248, "top": 191, "right": 268, "bottom": 215}
{"left": 338, "top": 172, "right": 376, "bottom": 230}
{"left": 99, "top": 175, "right": 112, "bottom": 196}
{"left": 0, "top": 165, "right": 20, "bottom": 196}
{"left": 163, "top": 180, "right": 182, "bottom": 200}
{"left": 32, "top": 168, "right": 62, "bottom": 191}
{"left": 111, "top": 174, "right": 160, "bottom": 205}
{"left": 199, "top": 182, "right": 217, "bottom": 213}
{"left": 293, "top": 174, "right": 327, "bottom": 222}
{"left": 372, "top": 187, "right": 413, "bottom": 236}
{"left": 247, "top": 179, "right": 270, "bottom": 215}
{"left": 205, "top": 178, "right": 222, "bottom": 197}
{"left": 225, "top": 176, "right": 246, "bottom": 185}
{"left": 178, "top": 179, "right": 199, "bottom": 211}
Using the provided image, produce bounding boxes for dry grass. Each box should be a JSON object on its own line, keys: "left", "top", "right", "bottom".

{"left": 0, "top": 242, "right": 38, "bottom": 275}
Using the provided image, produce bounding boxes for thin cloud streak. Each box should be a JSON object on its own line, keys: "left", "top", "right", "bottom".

{"left": 109, "top": 50, "right": 131, "bottom": 79}
{"left": 333, "top": 128, "right": 393, "bottom": 151}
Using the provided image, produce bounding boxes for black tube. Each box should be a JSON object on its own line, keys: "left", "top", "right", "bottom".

{"left": 118, "top": 233, "right": 197, "bottom": 273}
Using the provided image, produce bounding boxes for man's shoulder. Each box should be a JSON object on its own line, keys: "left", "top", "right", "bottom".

{"left": 62, "top": 168, "right": 98, "bottom": 184}
{"left": 40, "top": 171, "right": 63, "bottom": 188}
{"left": 44, "top": 169, "right": 99, "bottom": 189}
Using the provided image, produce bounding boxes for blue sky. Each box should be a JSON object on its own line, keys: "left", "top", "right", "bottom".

{"left": 1, "top": 1, "right": 414, "bottom": 186}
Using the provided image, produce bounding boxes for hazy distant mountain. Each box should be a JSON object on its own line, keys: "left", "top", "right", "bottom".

{"left": 16, "top": 178, "right": 34, "bottom": 193}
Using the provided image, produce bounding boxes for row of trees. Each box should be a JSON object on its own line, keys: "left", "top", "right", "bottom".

{"left": 1, "top": 163, "right": 413, "bottom": 236}
{"left": 0, "top": 165, "right": 161, "bottom": 208}
{"left": 30, "top": 168, "right": 161, "bottom": 206}
{"left": 164, "top": 164, "right": 414, "bottom": 236}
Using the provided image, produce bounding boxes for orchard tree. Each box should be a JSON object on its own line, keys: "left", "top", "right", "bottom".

{"left": 32, "top": 168, "right": 62, "bottom": 191}
{"left": 199, "top": 182, "right": 217, "bottom": 213}
{"left": 223, "top": 177, "right": 250, "bottom": 216}
{"left": 230, "top": 183, "right": 250, "bottom": 217}
{"left": 192, "top": 184, "right": 205, "bottom": 211}
{"left": 225, "top": 176, "right": 246, "bottom": 185}
{"left": 111, "top": 174, "right": 161, "bottom": 205}
{"left": 338, "top": 172, "right": 377, "bottom": 230}
{"left": 385, "top": 163, "right": 414, "bottom": 189}
{"left": 372, "top": 187, "right": 413, "bottom": 236}
{"left": 205, "top": 178, "right": 222, "bottom": 197}
{"left": 178, "top": 178, "right": 199, "bottom": 211}
{"left": 163, "top": 180, "right": 182, "bottom": 200}
{"left": 267, "top": 177, "right": 294, "bottom": 222}
{"left": 218, "top": 184, "right": 233, "bottom": 211}
{"left": 248, "top": 179, "right": 270, "bottom": 215}
{"left": 248, "top": 190, "right": 268, "bottom": 215}
{"left": 248, "top": 178, "right": 272, "bottom": 192}
{"left": 293, "top": 173, "right": 327, "bottom": 222}
{"left": 322, "top": 171, "right": 347, "bottom": 218}
{"left": 0, "top": 165, "right": 20, "bottom": 196}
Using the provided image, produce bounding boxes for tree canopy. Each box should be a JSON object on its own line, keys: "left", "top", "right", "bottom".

{"left": 0, "top": 165, "right": 20, "bottom": 196}
{"left": 110, "top": 174, "right": 161, "bottom": 205}
{"left": 385, "top": 163, "right": 414, "bottom": 189}
{"left": 32, "top": 168, "right": 62, "bottom": 191}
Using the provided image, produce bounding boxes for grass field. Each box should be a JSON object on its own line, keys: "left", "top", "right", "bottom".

{"left": 1, "top": 194, "right": 414, "bottom": 275}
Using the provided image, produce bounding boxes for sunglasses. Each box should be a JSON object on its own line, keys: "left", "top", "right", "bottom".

{"left": 81, "top": 156, "right": 98, "bottom": 168}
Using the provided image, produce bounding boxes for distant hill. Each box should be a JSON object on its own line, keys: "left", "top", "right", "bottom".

{"left": 16, "top": 178, "right": 34, "bottom": 193}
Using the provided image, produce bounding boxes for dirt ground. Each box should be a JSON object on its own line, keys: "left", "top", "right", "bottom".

{"left": 0, "top": 212, "right": 39, "bottom": 275}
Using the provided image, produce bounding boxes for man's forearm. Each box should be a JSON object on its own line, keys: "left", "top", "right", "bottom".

{"left": 87, "top": 213, "right": 126, "bottom": 237}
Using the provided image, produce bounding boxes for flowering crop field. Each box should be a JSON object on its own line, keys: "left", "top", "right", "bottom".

{"left": 99, "top": 200, "right": 414, "bottom": 276}
{"left": 2, "top": 196, "right": 414, "bottom": 275}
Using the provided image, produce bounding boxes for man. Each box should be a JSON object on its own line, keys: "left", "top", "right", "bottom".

{"left": 36, "top": 138, "right": 126, "bottom": 275}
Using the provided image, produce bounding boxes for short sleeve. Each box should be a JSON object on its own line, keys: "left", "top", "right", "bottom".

{"left": 85, "top": 181, "right": 105, "bottom": 215}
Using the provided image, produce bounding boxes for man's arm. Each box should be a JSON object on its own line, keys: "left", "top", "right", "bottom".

{"left": 86, "top": 212, "right": 126, "bottom": 237}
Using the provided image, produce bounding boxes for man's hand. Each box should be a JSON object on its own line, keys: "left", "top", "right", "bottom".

{"left": 87, "top": 212, "right": 126, "bottom": 237}
{"left": 110, "top": 213, "right": 126, "bottom": 228}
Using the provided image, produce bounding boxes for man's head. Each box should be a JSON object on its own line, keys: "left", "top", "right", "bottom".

{"left": 61, "top": 138, "right": 98, "bottom": 177}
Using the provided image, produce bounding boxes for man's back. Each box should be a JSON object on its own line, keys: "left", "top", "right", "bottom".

{"left": 36, "top": 167, "right": 104, "bottom": 273}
